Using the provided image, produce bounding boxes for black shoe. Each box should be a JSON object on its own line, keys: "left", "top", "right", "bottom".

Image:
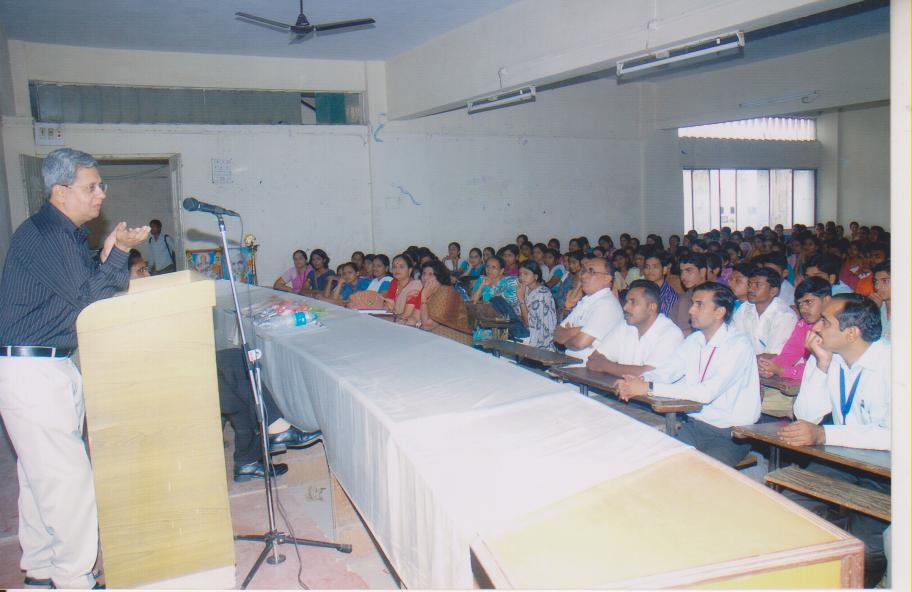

{"left": 233, "top": 460, "right": 289, "bottom": 482}
{"left": 24, "top": 576, "right": 53, "bottom": 588}
{"left": 269, "top": 427, "right": 322, "bottom": 454}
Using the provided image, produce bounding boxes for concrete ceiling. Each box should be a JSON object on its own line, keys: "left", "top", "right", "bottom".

{"left": 0, "top": 0, "right": 524, "bottom": 60}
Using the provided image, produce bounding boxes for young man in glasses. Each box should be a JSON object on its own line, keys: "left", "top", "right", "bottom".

{"left": 553, "top": 256, "right": 623, "bottom": 361}
{"left": 0, "top": 148, "right": 150, "bottom": 588}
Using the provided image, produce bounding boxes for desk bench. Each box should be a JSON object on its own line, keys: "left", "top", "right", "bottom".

{"left": 765, "top": 465, "right": 891, "bottom": 522}
{"left": 475, "top": 339, "right": 578, "bottom": 368}
{"left": 549, "top": 366, "right": 702, "bottom": 436}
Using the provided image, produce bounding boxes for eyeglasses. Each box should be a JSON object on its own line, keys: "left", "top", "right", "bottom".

{"left": 63, "top": 182, "right": 108, "bottom": 193}
{"left": 581, "top": 268, "right": 611, "bottom": 275}
{"left": 138, "top": 266, "right": 150, "bottom": 274}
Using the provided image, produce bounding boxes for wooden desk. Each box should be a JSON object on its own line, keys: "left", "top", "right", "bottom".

{"left": 761, "top": 375, "right": 801, "bottom": 396}
{"left": 549, "top": 366, "right": 702, "bottom": 435}
{"left": 732, "top": 422, "right": 891, "bottom": 478}
{"left": 475, "top": 339, "right": 578, "bottom": 367}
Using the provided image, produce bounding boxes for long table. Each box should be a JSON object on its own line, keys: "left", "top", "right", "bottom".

{"left": 214, "top": 283, "right": 864, "bottom": 589}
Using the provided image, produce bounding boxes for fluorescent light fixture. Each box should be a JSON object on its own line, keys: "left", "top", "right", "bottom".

{"left": 617, "top": 31, "right": 745, "bottom": 78}
{"left": 467, "top": 86, "right": 536, "bottom": 114}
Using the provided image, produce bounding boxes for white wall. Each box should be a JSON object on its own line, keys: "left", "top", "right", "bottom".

{"left": 385, "top": 0, "right": 860, "bottom": 118}
{"left": 639, "top": 30, "right": 889, "bottom": 234}
{"left": 835, "top": 103, "right": 891, "bottom": 228}
{"left": 2, "top": 43, "right": 647, "bottom": 284}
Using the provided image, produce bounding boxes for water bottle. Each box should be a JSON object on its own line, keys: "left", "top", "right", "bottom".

{"left": 265, "top": 310, "right": 318, "bottom": 329}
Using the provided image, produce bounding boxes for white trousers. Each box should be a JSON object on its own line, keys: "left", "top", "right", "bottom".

{"left": 0, "top": 356, "right": 98, "bottom": 589}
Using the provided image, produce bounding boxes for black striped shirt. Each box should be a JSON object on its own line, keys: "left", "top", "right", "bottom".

{"left": 0, "top": 202, "right": 129, "bottom": 349}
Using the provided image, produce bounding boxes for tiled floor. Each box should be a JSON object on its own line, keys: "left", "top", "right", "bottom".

{"left": 0, "top": 424, "right": 398, "bottom": 590}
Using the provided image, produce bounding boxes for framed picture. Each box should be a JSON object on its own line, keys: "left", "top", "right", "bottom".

{"left": 185, "top": 247, "right": 257, "bottom": 285}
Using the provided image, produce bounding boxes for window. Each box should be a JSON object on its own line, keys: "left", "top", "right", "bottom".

{"left": 28, "top": 82, "right": 365, "bottom": 125}
{"left": 678, "top": 117, "right": 816, "bottom": 141}
{"left": 682, "top": 169, "right": 815, "bottom": 232}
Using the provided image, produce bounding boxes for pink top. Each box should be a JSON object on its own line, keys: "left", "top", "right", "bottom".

{"left": 770, "top": 318, "right": 813, "bottom": 381}
{"left": 281, "top": 265, "right": 312, "bottom": 292}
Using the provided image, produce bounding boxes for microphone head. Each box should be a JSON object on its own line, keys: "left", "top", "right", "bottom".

{"left": 182, "top": 197, "right": 199, "bottom": 212}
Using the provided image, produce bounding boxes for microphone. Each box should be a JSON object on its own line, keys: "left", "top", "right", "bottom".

{"left": 182, "top": 197, "right": 240, "bottom": 217}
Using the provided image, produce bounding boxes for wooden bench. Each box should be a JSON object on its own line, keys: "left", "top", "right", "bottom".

{"left": 765, "top": 465, "right": 891, "bottom": 522}
{"left": 734, "top": 454, "right": 758, "bottom": 470}
{"left": 549, "top": 366, "right": 702, "bottom": 436}
{"left": 475, "top": 339, "right": 578, "bottom": 368}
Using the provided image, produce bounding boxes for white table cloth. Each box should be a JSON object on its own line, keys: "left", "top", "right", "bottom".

{"left": 213, "top": 282, "right": 688, "bottom": 588}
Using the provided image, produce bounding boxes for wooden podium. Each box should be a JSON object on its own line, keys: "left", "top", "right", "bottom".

{"left": 77, "top": 271, "right": 235, "bottom": 589}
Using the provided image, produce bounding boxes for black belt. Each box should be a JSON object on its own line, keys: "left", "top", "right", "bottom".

{"left": 0, "top": 346, "right": 73, "bottom": 358}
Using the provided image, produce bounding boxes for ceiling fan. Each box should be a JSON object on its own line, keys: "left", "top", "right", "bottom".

{"left": 236, "top": 0, "right": 375, "bottom": 41}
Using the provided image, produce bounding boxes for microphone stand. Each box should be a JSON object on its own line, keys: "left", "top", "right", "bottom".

{"left": 212, "top": 213, "right": 351, "bottom": 590}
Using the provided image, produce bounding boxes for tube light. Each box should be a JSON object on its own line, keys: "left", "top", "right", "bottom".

{"left": 617, "top": 31, "right": 745, "bottom": 78}
{"left": 467, "top": 86, "right": 536, "bottom": 114}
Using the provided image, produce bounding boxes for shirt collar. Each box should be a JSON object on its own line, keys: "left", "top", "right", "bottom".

{"left": 846, "top": 339, "right": 888, "bottom": 372}
{"left": 36, "top": 202, "right": 89, "bottom": 241}
{"left": 700, "top": 322, "right": 731, "bottom": 348}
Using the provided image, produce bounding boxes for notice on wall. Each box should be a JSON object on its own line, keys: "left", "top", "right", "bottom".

{"left": 211, "top": 159, "right": 233, "bottom": 184}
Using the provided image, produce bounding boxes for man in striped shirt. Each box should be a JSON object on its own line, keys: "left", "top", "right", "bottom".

{"left": 0, "top": 148, "right": 149, "bottom": 589}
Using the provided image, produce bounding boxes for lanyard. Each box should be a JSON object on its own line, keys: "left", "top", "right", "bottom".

{"left": 839, "top": 367, "right": 863, "bottom": 418}
{"left": 699, "top": 347, "right": 717, "bottom": 383}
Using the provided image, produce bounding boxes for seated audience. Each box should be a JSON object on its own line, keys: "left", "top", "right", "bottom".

{"left": 128, "top": 249, "right": 151, "bottom": 280}
{"left": 543, "top": 248, "right": 565, "bottom": 294}
{"left": 442, "top": 241, "right": 466, "bottom": 275}
{"left": 304, "top": 249, "right": 335, "bottom": 292}
{"left": 471, "top": 255, "right": 519, "bottom": 340}
{"left": 530, "top": 243, "right": 551, "bottom": 281}
{"left": 761, "top": 252, "right": 795, "bottom": 306}
{"left": 617, "top": 282, "right": 760, "bottom": 467}
{"left": 499, "top": 244, "right": 520, "bottom": 276}
{"left": 417, "top": 259, "right": 453, "bottom": 331}
{"left": 779, "top": 293, "right": 890, "bottom": 586}
{"left": 357, "top": 254, "right": 393, "bottom": 292}
{"left": 669, "top": 253, "right": 709, "bottom": 335}
{"left": 805, "top": 253, "right": 852, "bottom": 294}
{"left": 587, "top": 279, "right": 684, "bottom": 376}
{"left": 324, "top": 261, "right": 360, "bottom": 303}
{"left": 273, "top": 249, "right": 311, "bottom": 293}
{"left": 732, "top": 267, "right": 797, "bottom": 355}
{"left": 869, "top": 260, "right": 890, "bottom": 341}
{"left": 611, "top": 249, "right": 641, "bottom": 295}
{"left": 852, "top": 242, "right": 888, "bottom": 296}
{"left": 553, "top": 256, "right": 623, "bottom": 360}
{"left": 557, "top": 251, "right": 584, "bottom": 311}
{"left": 384, "top": 254, "right": 422, "bottom": 322}
{"left": 519, "top": 241, "right": 533, "bottom": 263}
{"left": 758, "top": 277, "right": 831, "bottom": 381}
{"left": 460, "top": 247, "right": 485, "bottom": 277}
{"left": 640, "top": 250, "right": 678, "bottom": 316}
{"left": 516, "top": 260, "right": 558, "bottom": 350}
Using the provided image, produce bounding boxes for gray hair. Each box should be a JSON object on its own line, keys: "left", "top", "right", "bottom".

{"left": 41, "top": 148, "right": 98, "bottom": 198}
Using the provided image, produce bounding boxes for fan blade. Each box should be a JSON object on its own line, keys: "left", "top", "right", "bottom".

{"left": 235, "top": 12, "right": 293, "bottom": 30}
{"left": 312, "top": 18, "right": 375, "bottom": 32}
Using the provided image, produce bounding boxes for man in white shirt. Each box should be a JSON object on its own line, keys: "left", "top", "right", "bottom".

{"left": 147, "top": 218, "right": 177, "bottom": 274}
{"left": 732, "top": 267, "right": 797, "bottom": 355}
{"left": 553, "top": 256, "right": 623, "bottom": 360}
{"left": 777, "top": 293, "right": 890, "bottom": 587}
{"left": 617, "top": 282, "right": 760, "bottom": 467}
{"left": 587, "top": 279, "right": 683, "bottom": 376}
{"left": 761, "top": 252, "right": 795, "bottom": 306}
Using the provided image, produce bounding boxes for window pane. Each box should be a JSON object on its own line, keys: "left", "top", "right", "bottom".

{"left": 719, "top": 169, "right": 737, "bottom": 229}
{"left": 769, "top": 169, "right": 793, "bottom": 229}
{"left": 709, "top": 170, "right": 721, "bottom": 230}
{"left": 793, "top": 170, "right": 816, "bottom": 226}
{"left": 691, "top": 170, "right": 712, "bottom": 233}
{"left": 683, "top": 170, "right": 693, "bottom": 232}
{"left": 736, "top": 170, "right": 769, "bottom": 230}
